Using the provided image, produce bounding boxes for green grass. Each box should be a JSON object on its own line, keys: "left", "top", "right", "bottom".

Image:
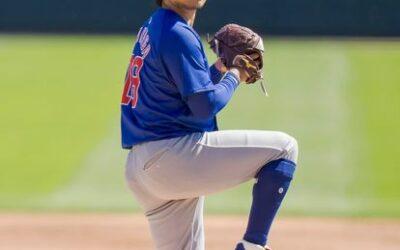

{"left": 0, "top": 35, "right": 399, "bottom": 216}
{"left": 0, "top": 35, "right": 131, "bottom": 198}
{"left": 346, "top": 43, "right": 400, "bottom": 215}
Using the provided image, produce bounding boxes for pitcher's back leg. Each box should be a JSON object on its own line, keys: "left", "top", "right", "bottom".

{"left": 145, "top": 197, "right": 205, "bottom": 250}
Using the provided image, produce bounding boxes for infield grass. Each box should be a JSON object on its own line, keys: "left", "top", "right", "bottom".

{"left": 0, "top": 35, "right": 399, "bottom": 216}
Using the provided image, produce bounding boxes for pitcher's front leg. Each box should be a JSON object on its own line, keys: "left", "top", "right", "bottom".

{"left": 236, "top": 135, "right": 298, "bottom": 250}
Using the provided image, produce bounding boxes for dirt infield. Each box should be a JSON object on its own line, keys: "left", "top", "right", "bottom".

{"left": 1, "top": 214, "right": 400, "bottom": 250}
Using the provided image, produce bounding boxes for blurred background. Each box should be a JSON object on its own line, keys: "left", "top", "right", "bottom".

{"left": 1, "top": 0, "right": 400, "bottom": 219}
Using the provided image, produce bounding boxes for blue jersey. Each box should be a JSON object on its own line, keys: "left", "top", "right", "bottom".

{"left": 121, "top": 8, "right": 220, "bottom": 149}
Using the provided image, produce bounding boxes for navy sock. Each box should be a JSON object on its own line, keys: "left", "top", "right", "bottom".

{"left": 242, "top": 159, "right": 296, "bottom": 246}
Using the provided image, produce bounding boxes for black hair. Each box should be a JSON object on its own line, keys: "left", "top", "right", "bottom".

{"left": 156, "top": 0, "right": 162, "bottom": 6}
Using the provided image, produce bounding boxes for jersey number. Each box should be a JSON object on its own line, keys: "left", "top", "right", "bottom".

{"left": 121, "top": 56, "right": 144, "bottom": 108}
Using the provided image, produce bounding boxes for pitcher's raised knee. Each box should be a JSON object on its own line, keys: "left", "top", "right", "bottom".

{"left": 287, "top": 134, "right": 298, "bottom": 163}
{"left": 273, "top": 132, "right": 298, "bottom": 164}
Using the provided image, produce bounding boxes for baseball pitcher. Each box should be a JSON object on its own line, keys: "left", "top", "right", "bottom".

{"left": 121, "top": 1, "right": 299, "bottom": 249}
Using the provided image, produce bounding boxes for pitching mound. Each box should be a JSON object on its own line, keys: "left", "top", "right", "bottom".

{"left": 1, "top": 214, "right": 399, "bottom": 250}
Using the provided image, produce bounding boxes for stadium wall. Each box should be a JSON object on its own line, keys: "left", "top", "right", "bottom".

{"left": 0, "top": 0, "right": 399, "bottom": 36}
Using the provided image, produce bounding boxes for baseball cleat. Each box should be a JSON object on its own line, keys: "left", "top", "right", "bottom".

{"left": 235, "top": 240, "right": 272, "bottom": 250}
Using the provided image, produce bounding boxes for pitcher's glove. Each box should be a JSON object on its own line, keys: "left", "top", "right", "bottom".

{"left": 209, "top": 24, "right": 264, "bottom": 84}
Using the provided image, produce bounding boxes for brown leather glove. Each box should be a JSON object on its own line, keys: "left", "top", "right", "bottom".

{"left": 209, "top": 24, "right": 264, "bottom": 84}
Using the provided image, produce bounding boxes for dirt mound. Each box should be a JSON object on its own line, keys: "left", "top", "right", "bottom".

{"left": 1, "top": 214, "right": 399, "bottom": 250}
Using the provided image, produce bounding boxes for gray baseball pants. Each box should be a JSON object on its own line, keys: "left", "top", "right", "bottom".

{"left": 125, "top": 130, "right": 298, "bottom": 250}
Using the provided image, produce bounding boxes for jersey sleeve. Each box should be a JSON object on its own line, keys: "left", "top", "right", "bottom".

{"left": 209, "top": 64, "right": 224, "bottom": 84}
{"left": 187, "top": 72, "right": 239, "bottom": 119}
{"left": 161, "top": 27, "right": 213, "bottom": 97}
